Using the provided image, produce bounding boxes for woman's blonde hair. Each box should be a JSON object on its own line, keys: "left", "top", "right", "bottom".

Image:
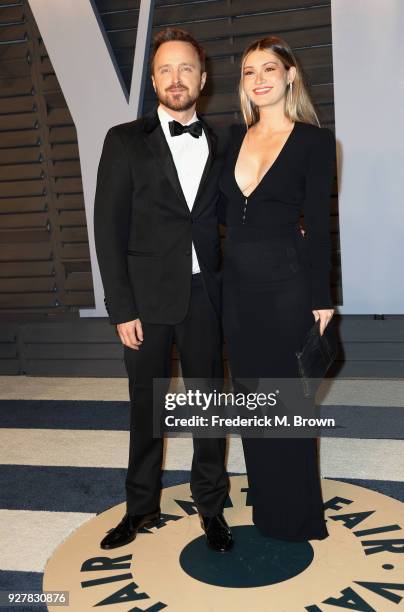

{"left": 239, "top": 35, "right": 320, "bottom": 128}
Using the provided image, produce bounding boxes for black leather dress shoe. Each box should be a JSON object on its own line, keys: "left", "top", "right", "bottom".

{"left": 100, "top": 510, "right": 161, "bottom": 550}
{"left": 200, "top": 513, "right": 233, "bottom": 552}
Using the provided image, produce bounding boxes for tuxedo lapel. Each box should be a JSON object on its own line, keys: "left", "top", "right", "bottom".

{"left": 142, "top": 110, "right": 189, "bottom": 212}
{"left": 192, "top": 115, "right": 218, "bottom": 213}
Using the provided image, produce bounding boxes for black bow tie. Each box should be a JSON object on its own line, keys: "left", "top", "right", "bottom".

{"left": 168, "top": 119, "right": 203, "bottom": 139}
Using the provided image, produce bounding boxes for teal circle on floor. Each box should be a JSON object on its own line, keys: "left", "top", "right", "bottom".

{"left": 179, "top": 525, "right": 314, "bottom": 588}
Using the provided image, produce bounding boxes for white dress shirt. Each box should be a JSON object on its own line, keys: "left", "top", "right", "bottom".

{"left": 157, "top": 104, "right": 209, "bottom": 274}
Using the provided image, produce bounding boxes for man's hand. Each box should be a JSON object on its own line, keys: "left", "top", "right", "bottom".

{"left": 116, "top": 318, "right": 143, "bottom": 350}
{"left": 312, "top": 309, "right": 334, "bottom": 336}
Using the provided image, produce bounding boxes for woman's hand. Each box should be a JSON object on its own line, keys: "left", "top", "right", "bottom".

{"left": 312, "top": 309, "right": 334, "bottom": 336}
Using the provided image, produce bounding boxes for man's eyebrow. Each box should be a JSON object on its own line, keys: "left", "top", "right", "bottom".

{"left": 243, "top": 61, "right": 278, "bottom": 69}
{"left": 157, "top": 62, "right": 196, "bottom": 69}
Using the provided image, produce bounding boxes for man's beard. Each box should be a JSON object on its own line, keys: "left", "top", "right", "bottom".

{"left": 157, "top": 85, "right": 199, "bottom": 112}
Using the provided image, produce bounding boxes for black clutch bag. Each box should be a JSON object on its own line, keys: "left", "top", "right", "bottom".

{"left": 295, "top": 318, "right": 337, "bottom": 398}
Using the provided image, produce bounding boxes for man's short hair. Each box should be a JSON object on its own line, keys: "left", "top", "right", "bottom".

{"left": 151, "top": 27, "right": 206, "bottom": 73}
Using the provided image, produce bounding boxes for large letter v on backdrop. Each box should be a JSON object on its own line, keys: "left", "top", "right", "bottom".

{"left": 28, "top": 0, "right": 155, "bottom": 318}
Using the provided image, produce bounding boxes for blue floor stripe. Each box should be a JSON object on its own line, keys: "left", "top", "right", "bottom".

{"left": 0, "top": 571, "right": 46, "bottom": 612}
{"left": 0, "top": 467, "right": 195, "bottom": 514}
{"left": 0, "top": 465, "right": 402, "bottom": 514}
{"left": 1, "top": 400, "right": 404, "bottom": 439}
{"left": 0, "top": 400, "right": 129, "bottom": 431}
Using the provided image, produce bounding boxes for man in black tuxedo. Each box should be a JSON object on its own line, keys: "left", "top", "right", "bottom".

{"left": 94, "top": 27, "right": 232, "bottom": 552}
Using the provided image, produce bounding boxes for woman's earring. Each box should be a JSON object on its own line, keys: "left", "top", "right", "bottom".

{"left": 289, "top": 81, "right": 293, "bottom": 96}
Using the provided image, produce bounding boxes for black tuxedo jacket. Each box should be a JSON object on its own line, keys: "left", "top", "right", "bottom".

{"left": 94, "top": 108, "right": 228, "bottom": 325}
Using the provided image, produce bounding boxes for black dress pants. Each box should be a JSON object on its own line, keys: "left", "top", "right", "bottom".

{"left": 123, "top": 273, "right": 229, "bottom": 516}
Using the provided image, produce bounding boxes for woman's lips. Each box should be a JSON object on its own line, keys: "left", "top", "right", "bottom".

{"left": 253, "top": 87, "right": 273, "bottom": 95}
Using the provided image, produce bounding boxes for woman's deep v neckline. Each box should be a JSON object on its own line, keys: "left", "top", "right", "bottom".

{"left": 233, "top": 122, "right": 297, "bottom": 199}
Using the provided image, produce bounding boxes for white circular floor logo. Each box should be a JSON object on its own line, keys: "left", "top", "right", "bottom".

{"left": 43, "top": 476, "right": 404, "bottom": 611}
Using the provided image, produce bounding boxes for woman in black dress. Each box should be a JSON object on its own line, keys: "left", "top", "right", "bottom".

{"left": 219, "top": 36, "right": 336, "bottom": 541}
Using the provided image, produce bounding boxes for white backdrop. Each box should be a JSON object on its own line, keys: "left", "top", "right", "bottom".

{"left": 332, "top": 0, "right": 404, "bottom": 313}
